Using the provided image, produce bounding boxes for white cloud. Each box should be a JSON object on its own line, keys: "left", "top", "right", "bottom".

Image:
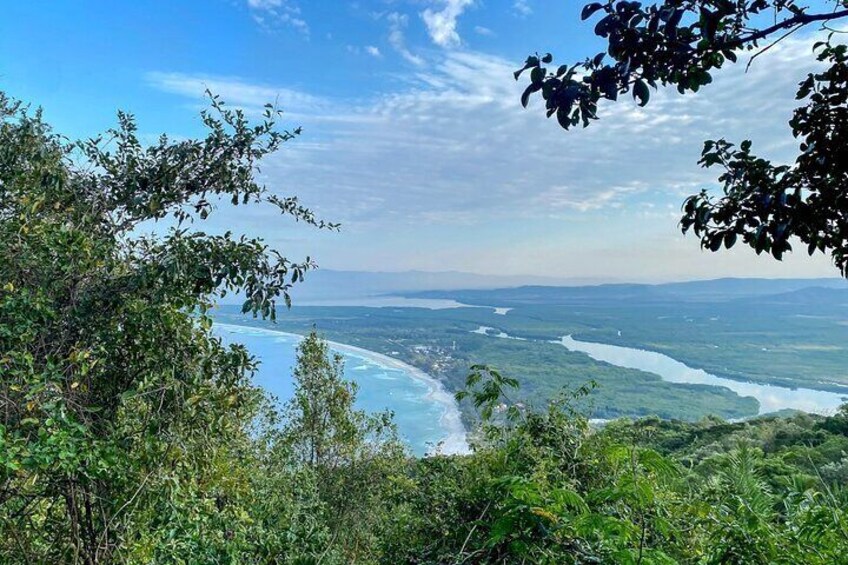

{"left": 387, "top": 12, "right": 425, "bottom": 66}
{"left": 474, "top": 25, "right": 494, "bottom": 36}
{"left": 513, "top": 0, "right": 532, "bottom": 16}
{"left": 149, "top": 38, "right": 823, "bottom": 223}
{"left": 421, "top": 0, "right": 474, "bottom": 48}
{"left": 147, "top": 36, "right": 834, "bottom": 277}
{"left": 246, "top": 0, "right": 308, "bottom": 34}
{"left": 346, "top": 45, "right": 382, "bottom": 58}
{"left": 145, "top": 72, "right": 327, "bottom": 119}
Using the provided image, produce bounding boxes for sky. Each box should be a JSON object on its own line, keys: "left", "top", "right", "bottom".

{"left": 0, "top": 0, "right": 840, "bottom": 282}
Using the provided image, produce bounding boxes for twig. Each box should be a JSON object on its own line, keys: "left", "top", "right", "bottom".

{"left": 745, "top": 24, "right": 804, "bottom": 72}
{"left": 457, "top": 500, "right": 492, "bottom": 564}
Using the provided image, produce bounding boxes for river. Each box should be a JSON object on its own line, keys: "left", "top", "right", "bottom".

{"left": 560, "top": 335, "right": 848, "bottom": 415}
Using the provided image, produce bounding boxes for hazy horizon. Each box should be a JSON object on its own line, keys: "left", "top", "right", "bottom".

{"left": 303, "top": 267, "right": 846, "bottom": 284}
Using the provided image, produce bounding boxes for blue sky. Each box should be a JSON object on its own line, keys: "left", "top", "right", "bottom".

{"left": 0, "top": 0, "right": 838, "bottom": 281}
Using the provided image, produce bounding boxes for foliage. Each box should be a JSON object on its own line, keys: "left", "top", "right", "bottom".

{"left": 456, "top": 364, "right": 522, "bottom": 422}
{"left": 378, "top": 376, "right": 848, "bottom": 564}
{"left": 0, "top": 90, "right": 332, "bottom": 563}
{"left": 682, "top": 41, "right": 848, "bottom": 273}
{"left": 279, "top": 330, "right": 406, "bottom": 562}
{"left": 4, "top": 90, "right": 848, "bottom": 563}
{"left": 517, "top": 0, "right": 848, "bottom": 276}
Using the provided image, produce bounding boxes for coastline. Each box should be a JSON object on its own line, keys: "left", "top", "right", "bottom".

{"left": 213, "top": 322, "right": 470, "bottom": 455}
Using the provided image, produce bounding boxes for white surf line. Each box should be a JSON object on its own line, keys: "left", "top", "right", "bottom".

{"left": 213, "top": 322, "right": 470, "bottom": 455}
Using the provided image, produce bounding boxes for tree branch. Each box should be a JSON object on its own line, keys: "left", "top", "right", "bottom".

{"left": 728, "top": 9, "right": 848, "bottom": 48}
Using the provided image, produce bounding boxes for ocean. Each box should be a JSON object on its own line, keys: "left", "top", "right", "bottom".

{"left": 213, "top": 323, "right": 468, "bottom": 457}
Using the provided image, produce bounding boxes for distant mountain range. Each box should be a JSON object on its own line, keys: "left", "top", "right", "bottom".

{"left": 658, "top": 277, "right": 848, "bottom": 300}
{"left": 284, "top": 269, "right": 609, "bottom": 301}
{"left": 219, "top": 268, "right": 848, "bottom": 305}
{"left": 406, "top": 277, "right": 848, "bottom": 306}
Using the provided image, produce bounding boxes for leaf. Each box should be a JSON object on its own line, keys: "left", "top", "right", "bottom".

{"left": 709, "top": 236, "right": 722, "bottom": 252}
{"left": 796, "top": 75, "right": 815, "bottom": 100}
{"left": 808, "top": 241, "right": 817, "bottom": 256}
{"left": 488, "top": 516, "right": 516, "bottom": 544}
{"left": 552, "top": 488, "right": 589, "bottom": 513}
{"left": 514, "top": 56, "right": 540, "bottom": 80}
{"left": 667, "top": 9, "right": 683, "bottom": 30}
{"left": 581, "top": 2, "right": 603, "bottom": 20}
{"left": 556, "top": 107, "right": 572, "bottom": 130}
{"left": 530, "top": 67, "right": 545, "bottom": 84}
{"left": 632, "top": 79, "right": 650, "bottom": 106}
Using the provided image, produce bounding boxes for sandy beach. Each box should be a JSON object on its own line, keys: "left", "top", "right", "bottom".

{"left": 214, "top": 323, "right": 470, "bottom": 455}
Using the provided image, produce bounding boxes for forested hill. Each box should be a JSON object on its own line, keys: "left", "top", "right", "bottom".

{"left": 406, "top": 277, "right": 848, "bottom": 306}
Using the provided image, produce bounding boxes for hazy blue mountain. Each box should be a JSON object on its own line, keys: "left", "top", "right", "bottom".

{"left": 284, "top": 269, "right": 606, "bottom": 300}
{"left": 220, "top": 270, "right": 848, "bottom": 306}
{"left": 407, "top": 277, "right": 848, "bottom": 306}
{"left": 659, "top": 277, "right": 848, "bottom": 301}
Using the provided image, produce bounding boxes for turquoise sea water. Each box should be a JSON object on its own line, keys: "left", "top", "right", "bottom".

{"left": 213, "top": 323, "right": 462, "bottom": 456}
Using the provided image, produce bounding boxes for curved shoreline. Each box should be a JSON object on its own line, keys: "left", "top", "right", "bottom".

{"left": 214, "top": 322, "right": 470, "bottom": 455}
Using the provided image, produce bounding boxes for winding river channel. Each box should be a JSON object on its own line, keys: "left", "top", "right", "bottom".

{"left": 560, "top": 335, "right": 848, "bottom": 415}
{"left": 470, "top": 325, "right": 847, "bottom": 415}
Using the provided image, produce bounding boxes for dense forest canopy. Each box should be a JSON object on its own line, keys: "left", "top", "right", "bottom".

{"left": 518, "top": 0, "right": 848, "bottom": 277}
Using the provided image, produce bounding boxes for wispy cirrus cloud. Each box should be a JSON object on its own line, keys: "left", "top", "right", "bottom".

{"left": 147, "top": 37, "right": 823, "bottom": 224}
{"left": 387, "top": 12, "right": 425, "bottom": 66}
{"left": 145, "top": 36, "right": 835, "bottom": 277}
{"left": 513, "top": 0, "right": 532, "bottom": 17}
{"left": 145, "top": 71, "right": 327, "bottom": 117}
{"left": 346, "top": 45, "right": 384, "bottom": 58}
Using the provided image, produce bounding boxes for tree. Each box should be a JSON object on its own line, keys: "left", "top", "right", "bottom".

{"left": 282, "top": 330, "right": 404, "bottom": 561}
{"left": 285, "top": 330, "right": 398, "bottom": 469}
{"left": 517, "top": 0, "right": 848, "bottom": 276}
{"left": 0, "top": 91, "right": 334, "bottom": 562}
